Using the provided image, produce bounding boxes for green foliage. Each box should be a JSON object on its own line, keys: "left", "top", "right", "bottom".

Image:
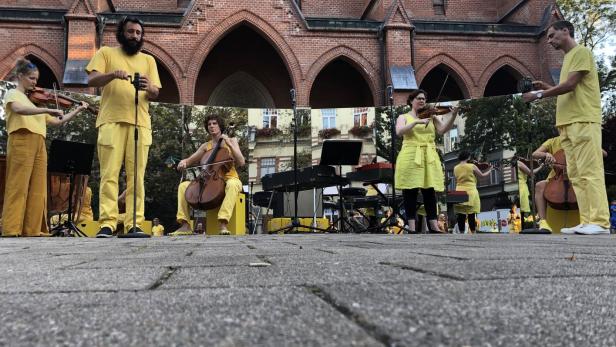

{"left": 458, "top": 96, "right": 557, "bottom": 159}
{"left": 374, "top": 105, "right": 407, "bottom": 161}
{"left": 318, "top": 128, "right": 341, "bottom": 139}
{"left": 556, "top": 0, "right": 616, "bottom": 51}
{"left": 281, "top": 149, "right": 312, "bottom": 171}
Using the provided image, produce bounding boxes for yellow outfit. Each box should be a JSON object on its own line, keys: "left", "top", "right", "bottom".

{"left": 541, "top": 137, "right": 562, "bottom": 180}
{"left": 152, "top": 224, "right": 165, "bottom": 237}
{"left": 176, "top": 141, "right": 242, "bottom": 225}
{"left": 1, "top": 89, "right": 54, "bottom": 236}
{"left": 176, "top": 180, "right": 193, "bottom": 229}
{"left": 79, "top": 187, "right": 94, "bottom": 222}
{"left": 453, "top": 163, "right": 480, "bottom": 214}
{"left": 50, "top": 186, "right": 94, "bottom": 225}
{"left": 537, "top": 136, "right": 562, "bottom": 232}
{"left": 395, "top": 114, "right": 444, "bottom": 191}
{"left": 517, "top": 167, "right": 530, "bottom": 213}
{"left": 86, "top": 46, "right": 161, "bottom": 231}
{"left": 555, "top": 45, "right": 609, "bottom": 228}
{"left": 203, "top": 141, "right": 242, "bottom": 223}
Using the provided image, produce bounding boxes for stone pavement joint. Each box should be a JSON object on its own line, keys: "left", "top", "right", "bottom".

{"left": 380, "top": 261, "right": 466, "bottom": 281}
{"left": 306, "top": 285, "right": 395, "bottom": 347}
{"left": 148, "top": 266, "right": 178, "bottom": 290}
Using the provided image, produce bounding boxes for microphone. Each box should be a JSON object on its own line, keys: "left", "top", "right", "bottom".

{"left": 131, "top": 72, "right": 141, "bottom": 90}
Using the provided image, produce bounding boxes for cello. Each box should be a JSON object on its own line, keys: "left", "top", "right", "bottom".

{"left": 184, "top": 130, "right": 235, "bottom": 211}
{"left": 543, "top": 149, "right": 577, "bottom": 210}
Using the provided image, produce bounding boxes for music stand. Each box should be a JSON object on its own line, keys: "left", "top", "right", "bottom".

{"left": 320, "top": 139, "right": 363, "bottom": 233}
{"left": 48, "top": 140, "right": 94, "bottom": 237}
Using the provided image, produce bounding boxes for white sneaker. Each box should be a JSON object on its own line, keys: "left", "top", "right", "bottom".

{"left": 560, "top": 224, "right": 584, "bottom": 234}
{"left": 574, "top": 224, "right": 610, "bottom": 235}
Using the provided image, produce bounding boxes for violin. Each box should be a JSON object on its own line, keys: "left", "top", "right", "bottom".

{"left": 27, "top": 87, "right": 98, "bottom": 115}
{"left": 184, "top": 126, "right": 236, "bottom": 210}
{"left": 469, "top": 160, "right": 492, "bottom": 171}
{"left": 416, "top": 105, "right": 452, "bottom": 119}
{"left": 543, "top": 149, "right": 577, "bottom": 210}
{"left": 516, "top": 156, "right": 540, "bottom": 169}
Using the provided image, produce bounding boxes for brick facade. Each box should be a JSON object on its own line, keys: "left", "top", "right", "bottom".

{"left": 0, "top": 0, "right": 561, "bottom": 107}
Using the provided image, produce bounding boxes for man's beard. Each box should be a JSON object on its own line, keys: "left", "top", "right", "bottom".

{"left": 119, "top": 35, "right": 143, "bottom": 55}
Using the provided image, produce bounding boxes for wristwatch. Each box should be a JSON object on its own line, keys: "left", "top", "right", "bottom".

{"left": 536, "top": 91, "right": 543, "bottom": 99}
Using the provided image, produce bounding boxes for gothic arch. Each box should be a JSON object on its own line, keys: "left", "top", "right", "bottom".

{"left": 416, "top": 53, "right": 473, "bottom": 99}
{"left": 305, "top": 45, "right": 379, "bottom": 104}
{"left": 186, "top": 10, "right": 302, "bottom": 101}
{"left": 0, "top": 44, "right": 62, "bottom": 83}
{"left": 478, "top": 55, "right": 534, "bottom": 92}
{"left": 142, "top": 43, "right": 184, "bottom": 102}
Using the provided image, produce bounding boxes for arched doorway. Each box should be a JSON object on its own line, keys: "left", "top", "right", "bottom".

{"left": 26, "top": 55, "right": 59, "bottom": 89}
{"left": 194, "top": 25, "right": 293, "bottom": 108}
{"left": 150, "top": 56, "right": 180, "bottom": 104}
{"left": 419, "top": 64, "right": 466, "bottom": 102}
{"left": 483, "top": 65, "right": 522, "bottom": 97}
{"left": 309, "top": 58, "right": 374, "bottom": 108}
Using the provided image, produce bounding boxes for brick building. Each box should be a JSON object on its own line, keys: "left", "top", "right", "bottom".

{"left": 0, "top": 0, "right": 562, "bottom": 108}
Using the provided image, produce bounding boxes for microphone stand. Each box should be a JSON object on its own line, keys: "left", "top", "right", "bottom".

{"left": 119, "top": 72, "right": 150, "bottom": 238}
{"left": 290, "top": 89, "right": 301, "bottom": 232}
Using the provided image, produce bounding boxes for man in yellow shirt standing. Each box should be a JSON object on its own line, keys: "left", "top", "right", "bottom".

{"left": 523, "top": 20, "right": 609, "bottom": 235}
{"left": 86, "top": 16, "right": 161, "bottom": 237}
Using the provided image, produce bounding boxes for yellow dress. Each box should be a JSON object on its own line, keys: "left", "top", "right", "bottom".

{"left": 517, "top": 167, "right": 530, "bottom": 213}
{"left": 394, "top": 114, "right": 444, "bottom": 191}
{"left": 453, "top": 163, "right": 480, "bottom": 214}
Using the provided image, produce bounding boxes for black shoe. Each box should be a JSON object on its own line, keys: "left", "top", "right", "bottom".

{"left": 96, "top": 227, "right": 113, "bottom": 238}
{"left": 117, "top": 226, "right": 151, "bottom": 238}
{"left": 127, "top": 226, "right": 144, "bottom": 234}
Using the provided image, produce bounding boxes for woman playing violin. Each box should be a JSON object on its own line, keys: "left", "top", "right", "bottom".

{"left": 176, "top": 114, "right": 245, "bottom": 235}
{"left": 453, "top": 151, "right": 492, "bottom": 233}
{"left": 395, "top": 89, "right": 458, "bottom": 233}
{"left": 2, "top": 58, "right": 88, "bottom": 237}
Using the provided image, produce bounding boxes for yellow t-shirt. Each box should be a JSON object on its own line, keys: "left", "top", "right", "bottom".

{"left": 541, "top": 136, "right": 562, "bottom": 179}
{"left": 204, "top": 140, "right": 240, "bottom": 180}
{"left": 152, "top": 225, "right": 165, "bottom": 237}
{"left": 85, "top": 46, "right": 161, "bottom": 129}
{"left": 556, "top": 45, "right": 601, "bottom": 126}
{"left": 3, "top": 89, "right": 54, "bottom": 137}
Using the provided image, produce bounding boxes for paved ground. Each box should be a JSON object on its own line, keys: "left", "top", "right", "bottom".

{"left": 1, "top": 233, "right": 616, "bottom": 346}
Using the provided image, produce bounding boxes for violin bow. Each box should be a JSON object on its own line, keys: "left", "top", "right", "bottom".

{"left": 52, "top": 83, "right": 63, "bottom": 120}
{"left": 425, "top": 73, "right": 450, "bottom": 128}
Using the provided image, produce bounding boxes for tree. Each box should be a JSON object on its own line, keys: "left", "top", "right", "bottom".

{"left": 374, "top": 105, "right": 408, "bottom": 162}
{"left": 457, "top": 95, "right": 557, "bottom": 159}
{"left": 556, "top": 0, "right": 616, "bottom": 51}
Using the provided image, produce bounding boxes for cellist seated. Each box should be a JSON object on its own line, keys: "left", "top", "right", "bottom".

{"left": 176, "top": 115, "right": 245, "bottom": 235}
{"left": 533, "top": 135, "right": 607, "bottom": 233}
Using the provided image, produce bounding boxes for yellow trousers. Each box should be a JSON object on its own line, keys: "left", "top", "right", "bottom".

{"left": 558, "top": 122, "right": 610, "bottom": 228}
{"left": 97, "top": 123, "right": 151, "bottom": 231}
{"left": 176, "top": 177, "right": 242, "bottom": 223}
{"left": 176, "top": 180, "right": 193, "bottom": 228}
{"left": 2, "top": 131, "right": 48, "bottom": 236}
{"left": 218, "top": 177, "right": 242, "bottom": 222}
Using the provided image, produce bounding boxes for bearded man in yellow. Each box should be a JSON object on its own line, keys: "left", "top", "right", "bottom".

{"left": 86, "top": 16, "right": 161, "bottom": 238}
{"left": 523, "top": 20, "right": 609, "bottom": 235}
